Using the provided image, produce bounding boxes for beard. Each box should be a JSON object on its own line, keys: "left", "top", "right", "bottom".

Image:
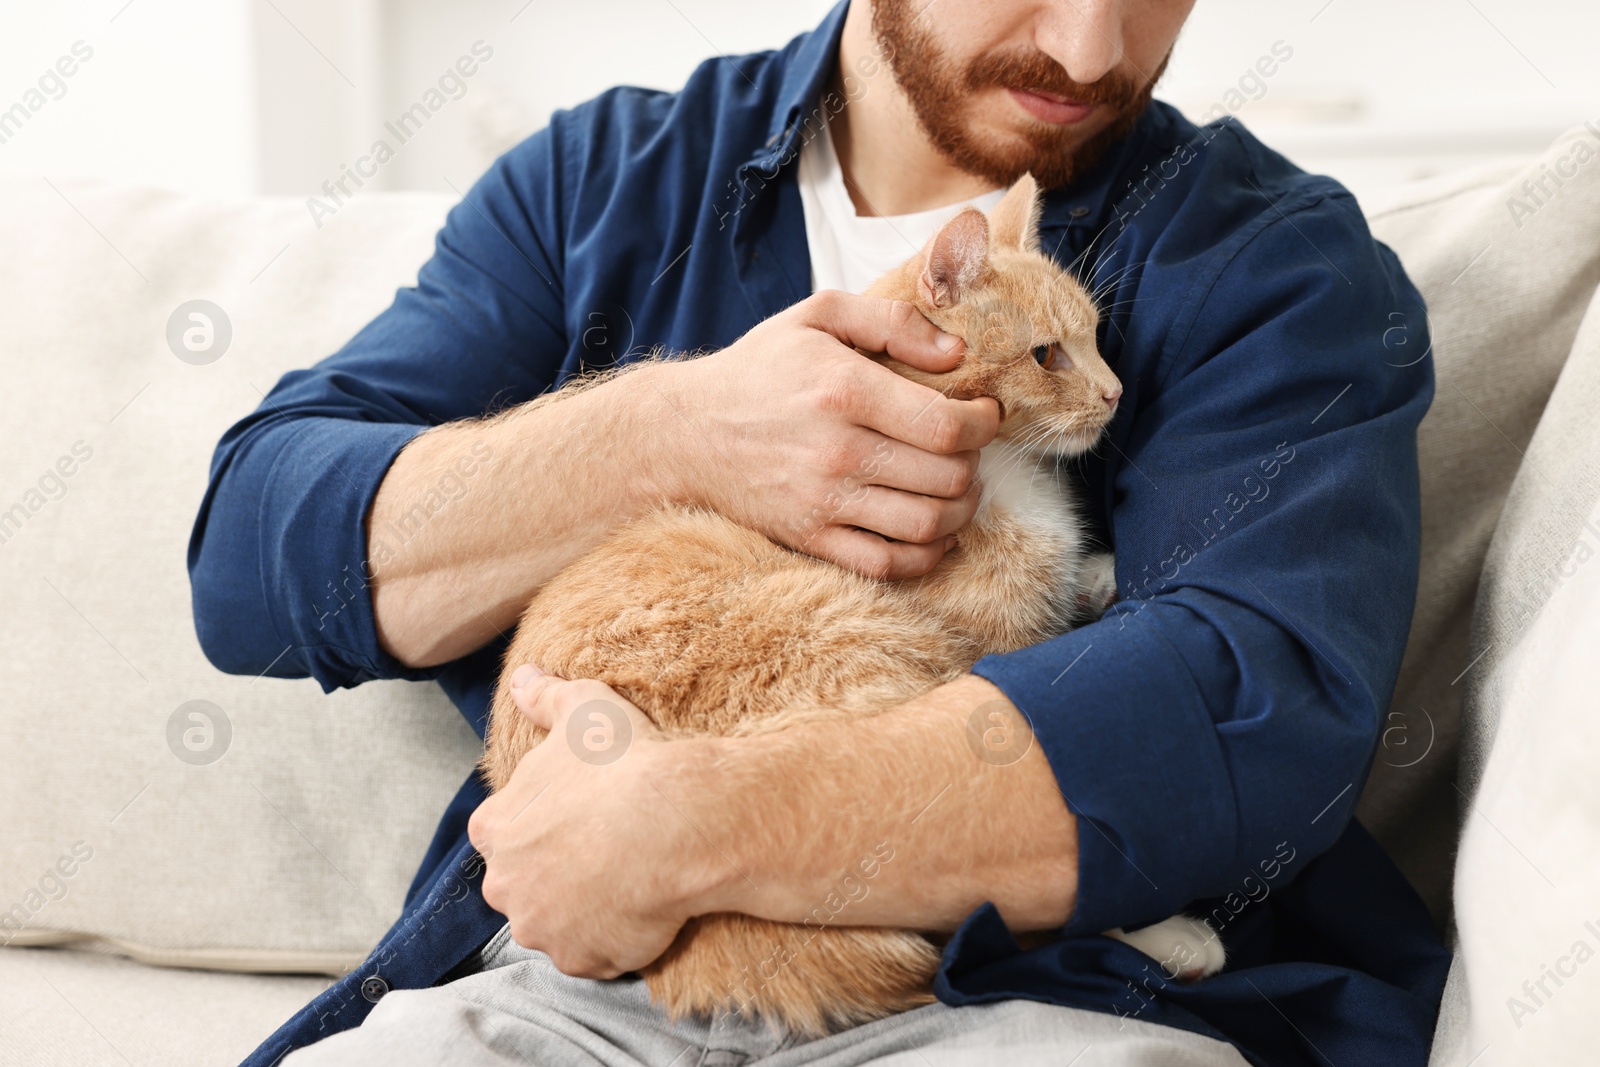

{"left": 871, "top": 0, "right": 1169, "bottom": 190}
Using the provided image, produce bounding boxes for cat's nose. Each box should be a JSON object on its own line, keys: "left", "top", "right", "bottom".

{"left": 1102, "top": 385, "right": 1122, "bottom": 408}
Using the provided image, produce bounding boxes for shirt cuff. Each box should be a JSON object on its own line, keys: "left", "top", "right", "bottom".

{"left": 257, "top": 418, "right": 438, "bottom": 692}
{"left": 969, "top": 608, "right": 1238, "bottom": 936}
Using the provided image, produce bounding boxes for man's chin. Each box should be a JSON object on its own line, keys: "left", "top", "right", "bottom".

{"left": 948, "top": 124, "right": 1107, "bottom": 189}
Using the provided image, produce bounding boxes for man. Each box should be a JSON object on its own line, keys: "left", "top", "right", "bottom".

{"left": 190, "top": 1, "right": 1450, "bottom": 1063}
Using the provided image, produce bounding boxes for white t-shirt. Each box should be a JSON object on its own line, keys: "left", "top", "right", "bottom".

{"left": 796, "top": 122, "right": 1005, "bottom": 295}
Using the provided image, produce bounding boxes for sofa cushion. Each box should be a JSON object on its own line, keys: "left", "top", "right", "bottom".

{"left": 0, "top": 174, "right": 479, "bottom": 974}
{"left": 1356, "top": 124, "right": 1600, "bottom": 925}
{"left": 1, "top": 944, "right": 331, "bottom": 1066}
{"left": 1428, "top": 282, "right": 1600, "bottom": 1065}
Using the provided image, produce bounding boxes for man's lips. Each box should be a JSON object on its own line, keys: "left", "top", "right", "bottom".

{"left": 1007, "top": 87, "right": 1096, "bottom": 125}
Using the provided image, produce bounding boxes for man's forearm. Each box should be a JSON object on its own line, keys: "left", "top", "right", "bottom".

{"left": 369, "top": 294, "right": 996, "bottom": 669}
{"left": 689, "top": 673, "right": 1080, "bottom": 933}
{"left": 369, "top": 364, "right": 681, "bottom": 668}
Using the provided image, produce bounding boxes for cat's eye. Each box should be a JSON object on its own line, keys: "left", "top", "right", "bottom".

{"left": 1033, "top": 342, "right": 1067, "bottom": 371}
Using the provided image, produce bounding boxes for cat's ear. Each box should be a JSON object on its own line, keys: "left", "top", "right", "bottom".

{"left": 989, "top": 173, "right": 1042, "bottom": 251}
{"left": 919, "top": 208, "right": 989, "bottom": 309}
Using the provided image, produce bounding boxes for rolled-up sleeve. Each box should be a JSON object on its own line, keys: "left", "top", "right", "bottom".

{"left": 971, "top": 192, "right": 1434, "bottom": 934}
{"left": 187, "top": 126, "right": 570, "bottom": 692}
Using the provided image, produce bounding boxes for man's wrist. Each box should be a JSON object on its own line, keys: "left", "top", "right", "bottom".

{"left": 604, "top": 358, "right": 703, "bottom": 511}
{"left": 649, "top": 734, "right": 769, "bottom": 921}
{"left": 659, "top": 727, "right": 864, "bottom": 927}
{"left": 651, "top": 677, "right": 1080, "bottom": 934}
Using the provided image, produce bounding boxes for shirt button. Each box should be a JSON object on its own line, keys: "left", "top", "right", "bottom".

{"left": 360, "top": 975, "right": 390, "bottom": 1003}
{"left": 1070, "top": 206, "right": 1091, "bottom": 219}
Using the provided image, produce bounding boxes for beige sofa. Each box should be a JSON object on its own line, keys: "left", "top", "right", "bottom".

{"left": 2, "top": 125, "right": 1598, "bottom": 1066}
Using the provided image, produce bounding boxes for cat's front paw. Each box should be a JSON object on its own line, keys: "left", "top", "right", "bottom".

{"left": 1074, "top": 551, "right": 1119, "bottom": 619}
{"left": 1106, "top": 915, "right": 1224, "bottom": 982}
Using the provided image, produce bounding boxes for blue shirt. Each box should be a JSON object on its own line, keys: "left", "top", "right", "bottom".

{"left": 190, "top": 4, "right": 1449, "bottom": 1064}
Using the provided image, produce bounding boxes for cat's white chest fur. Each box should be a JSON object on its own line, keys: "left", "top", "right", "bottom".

{"left": 975, "top": 440, "right": 1083, "bottom": 554}
{"left": 972, "top": 439, "right": 1110, "bottom": 622}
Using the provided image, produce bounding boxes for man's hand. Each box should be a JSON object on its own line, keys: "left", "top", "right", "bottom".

{"left": 466, "top": 666, "right": 729, "bottom": 977}
{"left": 660, "top": 291, "right": 1001, "bottom": 580}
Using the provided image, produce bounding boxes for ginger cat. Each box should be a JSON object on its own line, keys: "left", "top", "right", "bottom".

{"left": 480, "top": 174, "right": 1224, "bottom": 1036}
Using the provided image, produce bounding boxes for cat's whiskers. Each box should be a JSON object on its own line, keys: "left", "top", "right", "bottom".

{"left": 1013, "top": 417, "right": 1066, "bottom": 456}
{"left": 1088, "top": 260, "right": 1146, "bottom": 317}
{"left": 1088, "top": 252, "right": 1142, "bottom": 293}
{"left": 1071, "top": 237, "right": 1123, "bottom": 295}
{"left": 482, "top": 175, "right": 1191, "bottom": 1035}
{"left": 981, "top": 423, "right": 1076, "bottom": 518}
{"left": 1003, "top": 410, "right": 1090, "bottom": 463}
{"left": 1012, "top": 415, "right": 1100, "bottom": 507}
{"left": 1095, "top": 292, "right": 1148, "bottom": 315}
{"left": 987, "top": 433, "right": 1046, "bottom": 490}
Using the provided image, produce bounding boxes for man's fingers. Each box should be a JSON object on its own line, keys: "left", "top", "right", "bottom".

{"left": 804, "top": 524, "right": 952, "bottom": 581}
{"left": 546, "top": 948, "right": 624, "bottom": 981}
{"left": 510, "top": 665, "right": 565, "bottom": 730}
{"left": 850, "top": 434, "right": 981, "bottom": 499}
{"left": 833, "top": 484, "right": 980, "bottom": 546}
{"left": 511, "top": 671, "right": 658, "bottom": 750}
{"left": 842, "top": 367, "right": 999, "bottom": 455}
{"left": 799, "top": 291, "right": 965, "bottom": 372}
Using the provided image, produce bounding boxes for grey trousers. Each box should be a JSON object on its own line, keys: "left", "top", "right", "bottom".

{"left": 282, "top": 923, "right": 1249, "bottom": 1067}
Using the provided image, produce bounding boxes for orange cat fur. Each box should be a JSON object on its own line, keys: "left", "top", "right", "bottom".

{"left": 480, "top": 174, "right": 1221, "bottom": 1035}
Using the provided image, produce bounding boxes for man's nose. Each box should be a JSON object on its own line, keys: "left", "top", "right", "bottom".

{"left": 1035, "top": 0, "right": 1125, "bottom": 86}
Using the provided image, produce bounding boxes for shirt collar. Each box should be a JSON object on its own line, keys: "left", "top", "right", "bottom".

{"left": 763, "top": 0, "right": 852, "bottom": 153}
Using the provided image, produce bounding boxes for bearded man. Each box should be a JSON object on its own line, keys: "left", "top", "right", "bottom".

{"left": 192, "top": 2, "right": 1450, "bottom": 1064}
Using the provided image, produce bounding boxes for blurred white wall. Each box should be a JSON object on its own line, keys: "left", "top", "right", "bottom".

{"left": 1161, "top": 0, "right": 1598, "bottom": 199}
{"left": 0, "top": 0, "right": 1595, "bottom": 203}
{"left": 368, "top": 0, "right": 840, "bottom": 193}
{"left": 0, "top": 0, "right": 258, "bottom": 196}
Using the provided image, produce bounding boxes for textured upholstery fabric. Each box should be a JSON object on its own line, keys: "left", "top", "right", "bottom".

{"left": 0, "top": 175, "right": 478, "bottom": 972}
{"left": 1, "top": 944, "right": 331, "bottom": 1067}
{"left": 1429, "top": 282, "right": 1600, "bottom": 1066}
{"left": 1357, "top": 125, "right": 1600, "bottom": 927}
